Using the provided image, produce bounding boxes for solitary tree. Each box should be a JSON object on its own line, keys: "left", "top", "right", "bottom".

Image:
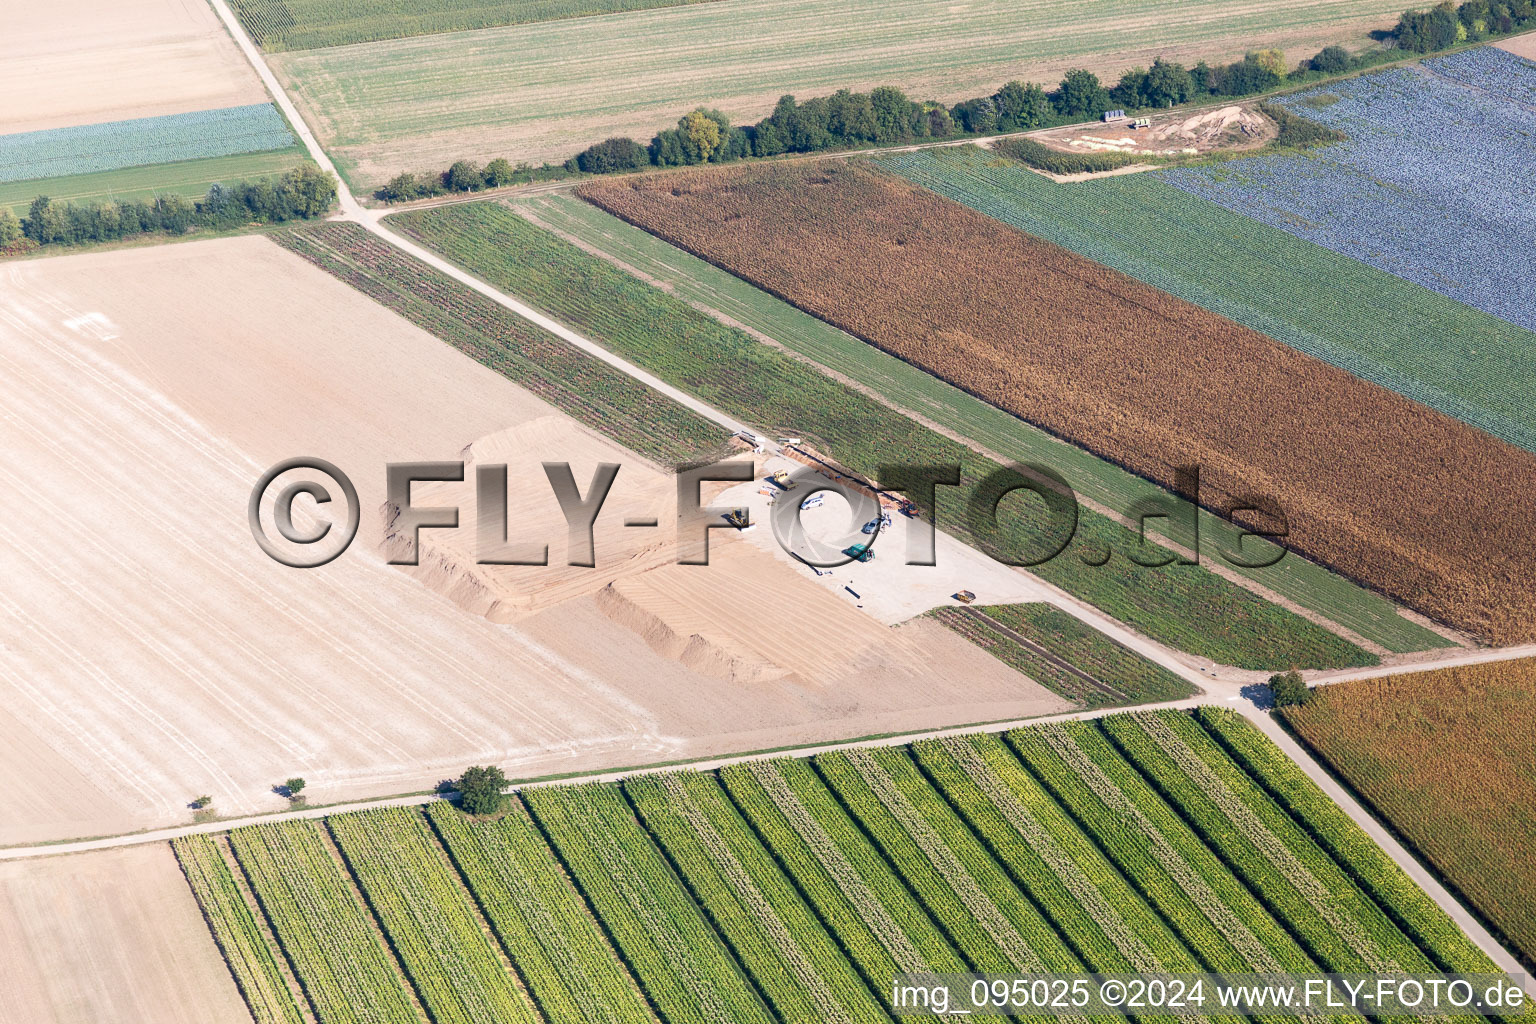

{"left": 458, "top": 765, "right": 509, "bottom": 816}
{"left": 284, "top": 777, "right": 306, "bottom": 799}
{"left": 1269, "top": 670, "right": 1312, "bottom": 707}
{"left": 190, "top": 794, "right": 213, "bottom": 810}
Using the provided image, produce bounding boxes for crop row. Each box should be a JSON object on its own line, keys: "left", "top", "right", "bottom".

{"left": 522, "top": 782, "right": 774, "bottom": 1024}
{"left": 1006, "top": 725, "right": 1315, "bottom": 982}
{"left": 172, "top": 835, "right": 306, "bottom": 1024}
{"left": 0, "top": 104, "right": 295, "bottom": 184}
{"left": 272, "top": 223, "right": 730, "bottom": 468}
{"left": 929, "top": 606, "right": 1132, "bottom": 707}
{"left": 518, "top": 193, "right": 1449, "bottom": 658}
{"left": 1161, "top": 49, "right": 1536, "bottom": 335}
{"left": 915, "top": 735, "right": 1200, "bottom": 998}
{"left": 327, "top": 807, "right": 535, "bottom": 1024}
{"left": 228, "top": 821, "right": 419, "bottom": 1024}
{"left": 626, "top": 772, "right": 888, "bottom": 1024}
{"left": 581, "top": 161, "right": 1536, "bottom": 647}
{"left": 718, "top": 758, "right": 974, "bottom": 1017}
{"left": 880, "top": 144, "right": 1536, "bottom": 461}
{"left": 1193, "top": 707, "right": 1505, "bottom": 977}
{"left": 234, "top": 0, "right": 717, "bottom": 51}
{"left": 425, "top": 800, "right": 656, "bottom": 1024}
{"left": 947, "top": 603, "right": 1192, "bottom": 706}
{"left": 393, "top": 201, "right": 1371, "bottom": 672}
{"left": 817, "top": 747, "right": 1080, "bottom": 978}
{"left": 1103, "top": 712, "right": 1433, "bottom": 981}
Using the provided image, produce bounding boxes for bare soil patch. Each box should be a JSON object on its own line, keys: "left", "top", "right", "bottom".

{"left": 1494, "top": 30, "right": 1536, "bottom": 60}
{"left": 2, "top": 0, "right": 267, "bottom": 135}
{"left": 1030, "top": 103, "right": 1276, "bottom": 159}
{"left": 0, "top": 844, "right": 249, "bottom": 1023}
{"left": 582, "top": 161, "right": 1536, "bottom": 645}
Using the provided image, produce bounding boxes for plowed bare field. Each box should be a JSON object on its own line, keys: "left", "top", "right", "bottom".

{"left": 582, "top": 162, "right": 1536, "bottom": 645}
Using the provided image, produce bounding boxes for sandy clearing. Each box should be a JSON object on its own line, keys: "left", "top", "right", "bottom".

{"left": 0, "top": 236, "right": 1067, "bottom": 846}
{"left": 1, "top": 0, "right": 267, "bottom": 136}
{"left": 1495, "top": 30, "right": 1536, "bottom": 60}
{"left": 0, "top": 844, "right": 250, "bottom": 1024}
{"left": 268, "top": 0, "right": 1409, "bottom": 183}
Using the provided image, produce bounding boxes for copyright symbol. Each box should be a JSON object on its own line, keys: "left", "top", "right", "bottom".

{"left": 248, "top": 457, "right": 359, "bottom": 568}
{"left": 1101, "top": 980, "right": 1126, "bottom": 1008}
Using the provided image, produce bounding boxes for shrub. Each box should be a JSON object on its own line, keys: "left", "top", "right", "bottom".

{"left": 1311, "top": 45, "right": 1352, "bottom": 73}
{"left": 573, "top": 136, "right": 649, "bottom": 174}
{"left": 993, "top": 137, "right": 1139, "bottom": 175}
{"left": 445, "top": 159, "right": 483, "bottom": 192}
{"left": 1258, "top": 102, "right": 1347, "bottom": 148}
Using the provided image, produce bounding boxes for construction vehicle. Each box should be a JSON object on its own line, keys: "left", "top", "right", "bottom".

{"left": 843, "top": 542, "right": 875, "bottom": 562}
{"left": 896, "top": 499, "right": 919, "bottom": 518}
{"left": 770, "top": 470, "right": 795, "bottom": 489}
{"left": 722, "top": 509, "right": 750, "bottom": 528}
{"left": 953, "top": 590, "right": 976, "bottom": 604}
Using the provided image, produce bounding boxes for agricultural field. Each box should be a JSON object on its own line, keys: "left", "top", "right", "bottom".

{"left": 4, "top": 0, "right": 266, "bottom": 137}
{"left": 0, "top": 148, "right": 312, "bottom": 217}
{"left": 0, "top": 235, "right": 1085, "bottom": 846}
{"left": 883, "top": 144, "right": 1536, "bottom": 457}
{"left": 274, "top": 220, "right": 729, "bottom": 467}
{"left": 580, "top": 161, "right": 1536, "bottom": 646}
{"left": 931, "top": 603, "right": 1195, "bottom": 708}
{"left": 0, "top": 105, "right": 296, "bottom": 185}
{"left": 514, "top": 193, "right": 1451, "bottom": 654}
{"left": 1283, "top": 659, "right": 1536, "bottom": 969}
{"left": 1160, "top": 48, "right": 1536, "bottom": 333}
{"left": 0, "top": 844, "right": 252, "bottom": 1024}
{"left": 169, "top": 712, "right": 1501, "bottom": 1024}
{"left": 267, "top": 0, "right": 1411, "bottom": 184}
{"left": 234, "top": 0, "right": 725, "bottom": 51}
{"left": 392, "top": 200, "right": 1373, "bottom": 671}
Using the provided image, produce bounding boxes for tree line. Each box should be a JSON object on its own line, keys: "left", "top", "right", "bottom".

{"left": 1394, "top": 0, "right": 1534, "bottom": 51}
{"left": 0, "top": 165, "right": 337, "bottom": 253}
{"left": 379, "top": 2, "right": 1536, "bottom": 201}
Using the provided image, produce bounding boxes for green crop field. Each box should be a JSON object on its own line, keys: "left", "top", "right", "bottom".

{"left": 389, "top": 200, "right": 1374, "bottom": 671}
{"left": 177, "top": 713, "right": 1499, "bottom": 1024}
{"left": 931, "top": 603, "right": 1195, "bottom": 708}
{"left": 511, "top": 193, "right": 1449, "bottom": 655}
{"left": 882, "top": 145, "right": 1536, "bottom": 457}
{"left": 267, "top": 0, "right": 1411, "bottom": 185}
{"left": 171, "top": 836, "right": 305, "bottom": 1024}
{"left": 233, "top": 0, "right": 722, "bottom": 51}
{"left": 0, "top": 148, "right": 311, "bottom": 216}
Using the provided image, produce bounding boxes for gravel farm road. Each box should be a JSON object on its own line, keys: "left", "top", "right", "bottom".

{"left": 173, "top": 0, "right": 1535, "bottom": 984}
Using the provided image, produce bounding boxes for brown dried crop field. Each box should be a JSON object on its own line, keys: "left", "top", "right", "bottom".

{"left": 1283, "top": 659, "right": 1536, "bottom": 968}
{"left": 580, "top": 161, "right": 1536, "bottom": 645}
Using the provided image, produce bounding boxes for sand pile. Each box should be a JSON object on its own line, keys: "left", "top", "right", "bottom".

{"left": 384, "top": 415, "right": 680, "bottom": 621}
